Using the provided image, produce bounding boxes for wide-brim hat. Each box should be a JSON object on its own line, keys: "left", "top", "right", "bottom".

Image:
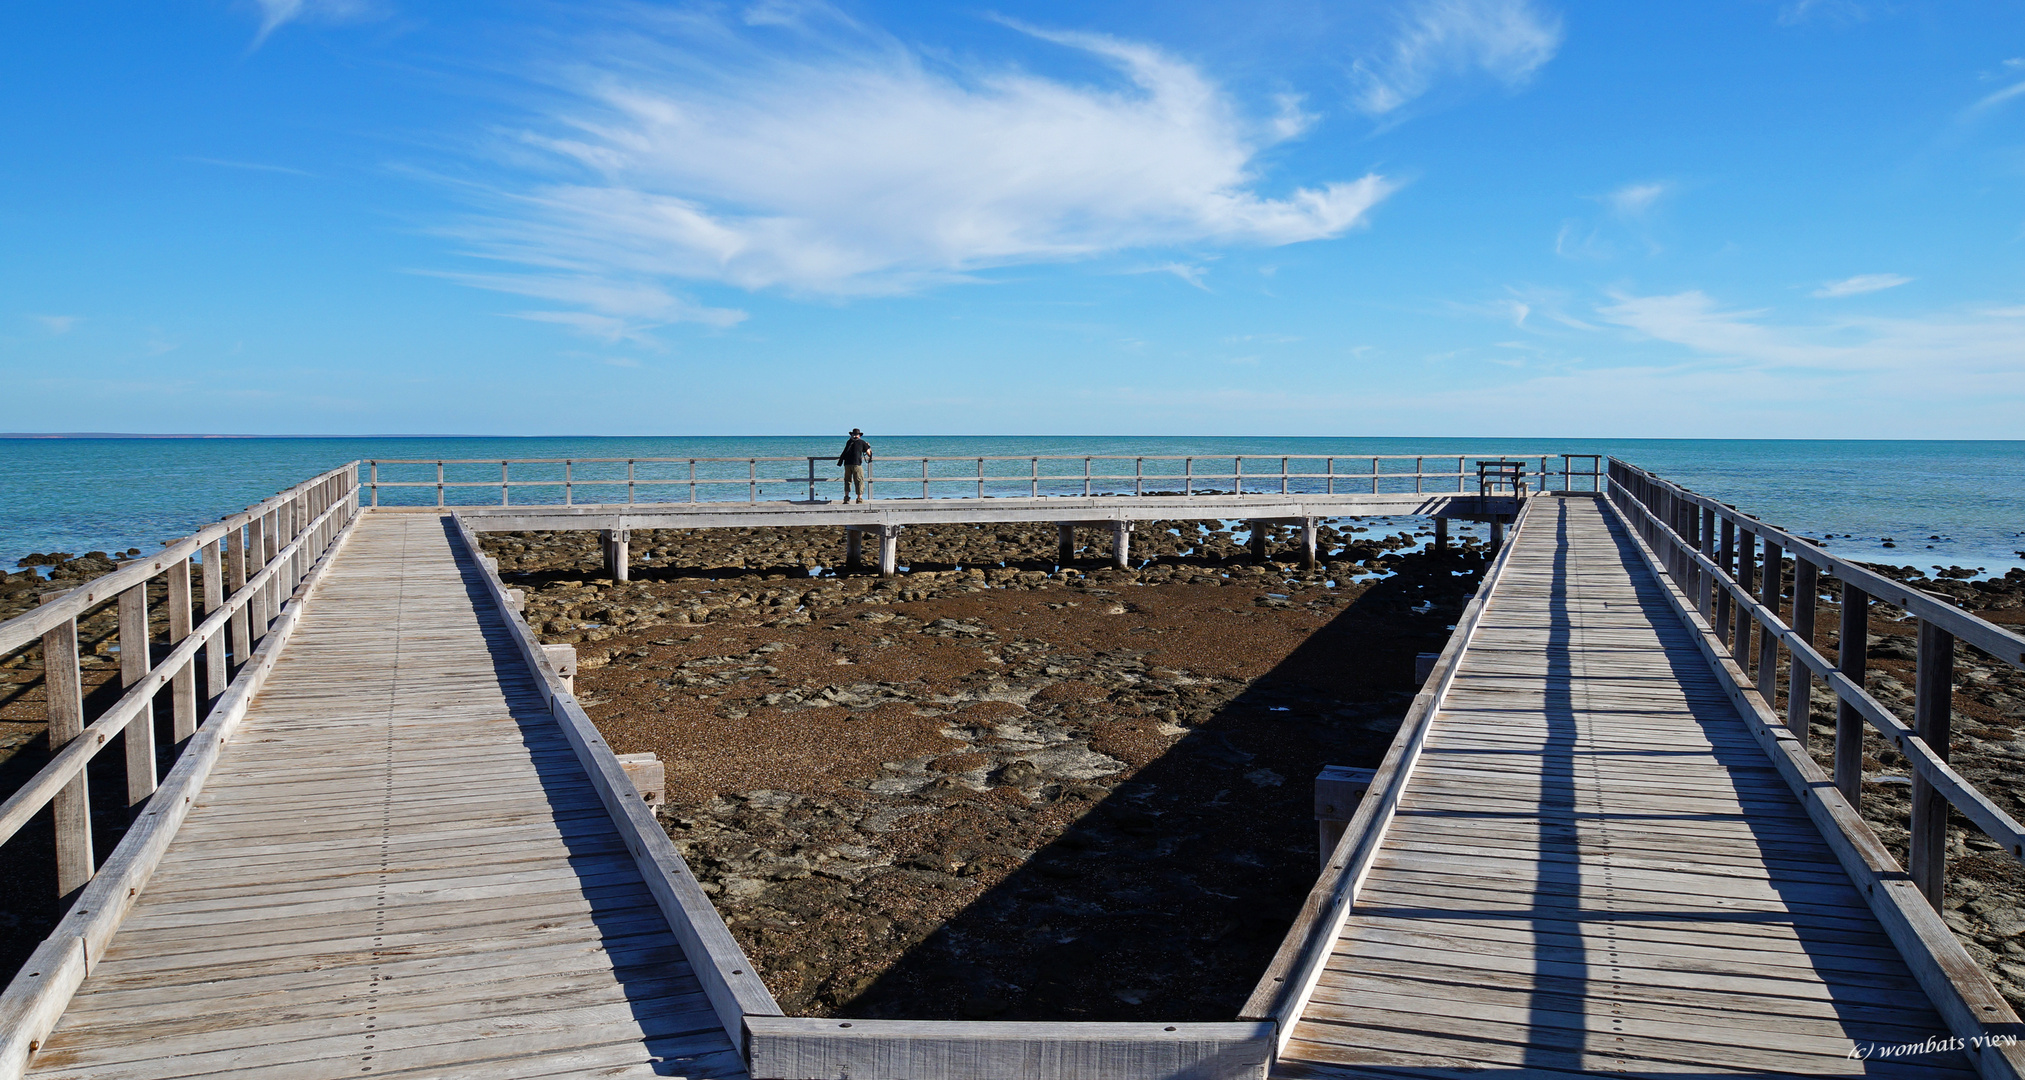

{"left": 849, "top": 428, "right": 863, "bottom": 434}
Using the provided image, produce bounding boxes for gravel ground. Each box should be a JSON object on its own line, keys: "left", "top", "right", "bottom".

{"left": 485, "top": 518, "right": 1486, "bottom": 1019}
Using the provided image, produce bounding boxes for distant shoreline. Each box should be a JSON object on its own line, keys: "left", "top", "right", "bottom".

{"left": 0, "top": 433, "right": 484, "bottom": 440}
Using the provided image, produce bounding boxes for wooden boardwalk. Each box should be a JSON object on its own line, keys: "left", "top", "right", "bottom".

{"left": 1275, "top": 496, "right": 1977, "bottom": 1078}
{"left": 21, "top": 513, "right": 746, "bottom": 1080}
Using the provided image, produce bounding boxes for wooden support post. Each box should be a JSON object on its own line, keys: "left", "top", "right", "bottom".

{"left": 167, "top": 556, "right": 197, "bottom": 743}
{"left": 1835, "top": 584, "right": 1868, "bottom": 807}
{"left": 1249, "top": 522, "right": 1268, "bottom": 564}
{"left": 1300, "top": 518, "right": 1318, "bottom": 571}
{"left": 877, "top": 525, "right": 901, "bottom": 577}
{"left": 1057, "top": 523, "right": 1075, "bottom": 566}
{"left": 1717, "top": 518, "right": 1735, "bottom": 645}
{"left": 615, "top": 753, "right": 666, "bottom": 806}
{"left": 40, "top": 600, "right": 92, "bottom": 895}
{"left": 119, "top": 582, "right": 156, "bottom": 806}
{"left": 1787, "top": 559, "right": 1818, "bottom": 741}
{"left": 1433, "top": 517, "right": 1448, "bottom": 552}
{"left": 246, "top": 513, "right": 269, "bottom": 637}
{"left": 1699, "top": 507, "right": 1718, "bottom": 617}
{"left": 1112, "top": 521, "right": 1132, "bottom": 571}
{"left": 1489, "top": 517, "right": 1505, "bottom": 553}
{"left": 201, "top": 537, "right": 225, "bottom": 699}
{"left": 1734, "top": 530, "right": 1756, "bottom": 672}
{"left": 542, "top": 643, "right": 578, "bottom": 695}
{"left": 227, "top": 524, "right": 249, "bottom": 672}
{"left": 1758, "top": 540, "right": 1781, "bottom": 705}
{"left": 613, "top": 529, "right": 630, "bottom": 583}
{"left": 1314, "top": 766, "right": 1376, "bottom": 872}
{"left": 845, "top": 527, "right": 863, "bottom": 570}
{"left": 1911, "top": 619, "right": 1956, "bottom": 910}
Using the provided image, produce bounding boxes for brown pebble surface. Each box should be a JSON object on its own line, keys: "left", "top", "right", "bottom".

{"left": 489, "top": 517, "right": 1484, "bottom": 1020}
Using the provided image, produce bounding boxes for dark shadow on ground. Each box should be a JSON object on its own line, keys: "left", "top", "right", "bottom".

{"left": 826, "top": 543, "right": 1491, "bottom": 1022}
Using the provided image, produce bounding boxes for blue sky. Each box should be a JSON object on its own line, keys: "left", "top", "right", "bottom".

{"left": 3, "top": 1, "right": 2023, "bottom": 437}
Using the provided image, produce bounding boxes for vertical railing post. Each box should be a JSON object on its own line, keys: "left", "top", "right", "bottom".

{"left": 689, "top": 460, "right": 697, "bottom": 503}
{"left": 1369, "top": 457, "right": 1378, "bottom": 495}
{"left": 1327, "top": 458, "right": 1336, "bottom": 496}
{"left": 1788, "top": 559, "right": 1818, "bottom": 740}
{"left": 976, "top": 458, "right": 984, "bottom": 499}
{"left": 119, "top": 581, "right": 156, "bottom": 805}
{"left": 1911, "top": 618, "right": 1956, "bottom": 909}
{"left": 1735, "top": 530, "right": 1757, "bottom": 675}
{"left": 202, "top": 537, "right": 226, "bottom": 698}
{"left": 1835, "top": 584, "right": 1869, "bottom": 806}
{"left": 436, "top": 461, "right": 445, "bottom": 508}
{"left": 631, "top": 460, "right": 639, "bottom": 505}
{"left": 748, "top": 459, "right": 756, "bottom": 503}
{"left": 566, "top": 460, "right": 575, "bottom": 506}
{"left": 808, "top": 458, "right": 817, "bottom": 502}
{"left": 245, "top": 513, "right": 268, "bottom": 638}
{"left": 226, "top": 522, "right": 249, "bottom": 671}
{"left": 1281, "top": 456, "right": 1289, "bottom": 495}
{"left": 1236, "top": 457, "right": 1244, "bottom": 496}
{"left": 1717, "top": 520, "right": 1736, "bottom": 645}
{"left": 1456, "top": 456, "right": 1465, "bottom": 494}
{"left": 923, "top": 459, "right": 930, "bottom": 500}
{"left": 167, "top": 554, "right": 197, "bottom": 742}
{"left": 40, "top": 600, "right": 92, "bottom": 894}
{"left": 1758, "top": 540, "right": 1782, "bottom": 705}
{"left": 1135, "top": 458, "right": 1143, "bottom": 496}
{"left": 1031, "top": 458, "right": 1038, "bottom": 498}
{"left": 1413, "top": 456, "right": 1423, "bottom": 495}
{"left": 1084, "top": 458, "right": 1092, "bottom": 497}
{"left": 369, "top": 460, "right": 379, "bottom": 507}
{"left": 501, "top": 461, "right": 510, "bottom": 506}
{"left": 1184, "top": 458, "right": 1193, "bottom": 495}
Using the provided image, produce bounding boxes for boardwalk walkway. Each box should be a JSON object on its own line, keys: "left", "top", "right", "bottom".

{"left": 1275, "top": 496, "right": 1975, "bottom": 1078}
{"left": 21, "top": 513, "right": 745, "bottom": 1080}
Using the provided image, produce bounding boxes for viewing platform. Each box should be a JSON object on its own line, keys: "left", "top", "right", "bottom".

{"left": 2, "top": 453, "right": 2023, "bottom": 1079}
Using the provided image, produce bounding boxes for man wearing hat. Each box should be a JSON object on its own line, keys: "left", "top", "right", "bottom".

{"left": 837, "top": 428, "right": 873, "bottom": 503}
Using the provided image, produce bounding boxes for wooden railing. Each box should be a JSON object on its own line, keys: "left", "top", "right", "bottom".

{"left": 363, "top": 453, "right": 1604, "bottom": 505}
{"left": 0, "top": 464, "right": 360, "bottom": 897}
{"left": 1608, "top": 458, "right": 2025, "bottom": 908}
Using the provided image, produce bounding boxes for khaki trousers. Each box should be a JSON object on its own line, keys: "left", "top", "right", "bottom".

{"left": 842, "top": 462, "right": 866, "bottom": 500}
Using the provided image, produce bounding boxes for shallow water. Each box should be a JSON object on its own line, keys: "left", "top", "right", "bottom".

{"left": 1, "top": 436, "right": 2019, "bottom": 576}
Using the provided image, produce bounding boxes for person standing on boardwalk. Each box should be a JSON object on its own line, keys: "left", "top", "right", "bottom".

{"left": 837, "top": 428, "right": 872, "bottom": 503}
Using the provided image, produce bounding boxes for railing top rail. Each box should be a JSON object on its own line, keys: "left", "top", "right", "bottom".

{"left": 364, "top": 453, "right": 1607, "bottom": 466}
{"left": 0, "top": 462, "right": 361, "bottom": 657}
{"left": 1608, "top": 457, "right": 2025, "bottom": 670}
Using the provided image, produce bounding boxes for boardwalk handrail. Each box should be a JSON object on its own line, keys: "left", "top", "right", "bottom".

{"left": 0, "top": 463, "right": 361, "bottom": 895}
{"left": 1238, "top": 493, "right": 1543, "bottom": 1055}
{"left": 1608, "top": 458, "right": 2025, "bottom": 911}
{"left": 0, "top": 463, "right": 361, "bottom": 1080}
{"left": 363, "top": 453, "right": 1604, "bottom": 506}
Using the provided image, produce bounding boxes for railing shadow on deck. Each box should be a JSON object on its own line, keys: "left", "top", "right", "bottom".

{"left": 816, "top": 544, "right": 1493, "bottom": 1024}
{"left": 437, "top": 518, "right": 743, "bottom": 1076}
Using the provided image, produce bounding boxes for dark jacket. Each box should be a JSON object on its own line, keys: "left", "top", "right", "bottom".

{"left": 837, "top": 437, "right": 872, "bottom": 467}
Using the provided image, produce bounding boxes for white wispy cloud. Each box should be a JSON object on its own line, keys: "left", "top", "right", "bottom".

{"left": 1968, "top": 80, "right": 2025, "bottom": 115}
{"left": 1598, "top": 289, "right": 2025, "bottom": 379}
{"left": 448, "top": 9, "right": 1396, "bottom": 332}
{"left": 249, "top": 0, "right": 376, "bottom": 45}
{"left": 1352, "top": 0, "right": 1562, "bottom": 116}
{"left": 185, "top": 156, "right": 314, "bottom": 177}
{"left": 1812, "top": 273, "right": 1911, "bottom": 298}
{"left": 31, "top": 315, "right": 79, "bottom": 335}
{"left": 1606, "top": 181, "right": 1667, "bottom": 218}
{"left": 1776, "top": 0, "right": 1881, "bottom": 26}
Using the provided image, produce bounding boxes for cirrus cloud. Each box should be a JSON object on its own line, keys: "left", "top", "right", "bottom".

{"left": 446, "top": 10, "right": 1398, "bottom": 335}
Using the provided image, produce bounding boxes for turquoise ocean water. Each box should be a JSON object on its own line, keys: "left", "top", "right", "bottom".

{"left": 2, "top": 437, "right": 2021, "bottom": 577}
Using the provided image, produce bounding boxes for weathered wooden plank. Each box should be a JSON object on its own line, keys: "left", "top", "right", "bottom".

{"left": 748, "top": 1019, "right": 1272, "bottom": 1080}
